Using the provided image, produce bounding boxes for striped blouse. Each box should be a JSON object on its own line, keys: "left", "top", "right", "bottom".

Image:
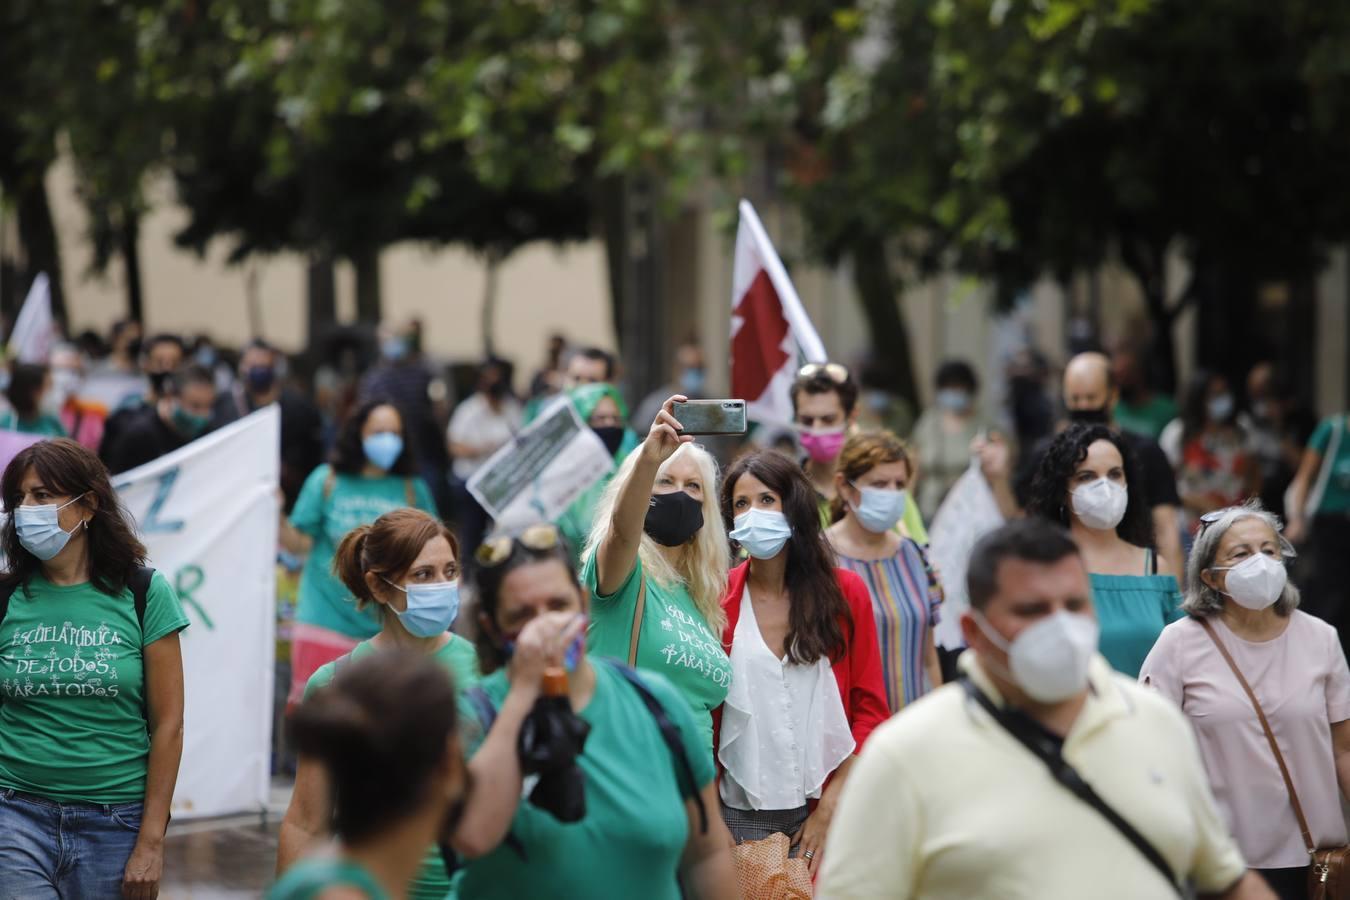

{"left": 835, "top": 540, "right": 942, "bottom": 711}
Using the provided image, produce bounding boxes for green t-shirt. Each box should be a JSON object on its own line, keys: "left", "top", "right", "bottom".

{"left": 1308, "top": 414, "right": 1350, "bottom": 516}
{"left": 581, "top": 555, "right": 728, "bottom": 754}
{"left": 0, "top": 572, "right": 188, "bottom": 803}
{"left": 289, "top": 464, "right": 437, "bottom": 638}
{"left": 269, "top": 858, "right": 390, "bottom": 900}
{"left": 452, "top": 661, "right": 715, "bottom": 900}
{"left": 1114, "top": 395, "right": 1178, "bottom": 440}
{"left": 0, "top": 411, "right": 67, "bottom": 438}
{"left": 304, "top": 634, "right": 479, "bottom": 900}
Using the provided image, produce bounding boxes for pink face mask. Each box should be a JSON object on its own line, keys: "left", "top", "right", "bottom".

{"left": 799, "top": 427, "right": 847, "bottom": 463}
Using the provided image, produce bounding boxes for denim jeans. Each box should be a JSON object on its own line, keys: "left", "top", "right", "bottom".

{"left": 0, "top": 789, "right": 143, "bottom": 899}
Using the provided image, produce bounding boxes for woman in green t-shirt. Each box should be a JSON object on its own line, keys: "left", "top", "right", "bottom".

{"left": 580, "top": 395, "right": 731, "bottom": 752}
{"left": 278, "top": 507, "right": 479, "bottom": 900}
{"left": 279, "top": 400, "right": 437, "bottom": 709}
{"left": 269, "top": 651, "right": 472, "bottom": 900}
{"left": 0, "top": 362, "right": 69, "bottom": 438}
{"left": 0, "top": 438, "right": 187, "bottom": 898}
{"left": 454, "top": 525, "right": 737, "bottom": 900}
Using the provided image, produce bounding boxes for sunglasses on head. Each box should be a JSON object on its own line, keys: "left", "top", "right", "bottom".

{"left": 796, "top": 362, "right": 851, "bottom": 385}
{"left": 475, "top": 523, "right": 562, "bottom": 568}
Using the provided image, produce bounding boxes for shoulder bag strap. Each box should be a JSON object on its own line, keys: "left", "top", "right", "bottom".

{"left": 627, "top": 577, "right": 647, "bottom": 667}
{"left": 961, "top": 678, "right": 1182, "bottom": 895}
{"left": 404, "top": 478, "right": 415, "bottom": 507}
{"left": 1197, "top": 618, "right": 1316, "bottom": 855}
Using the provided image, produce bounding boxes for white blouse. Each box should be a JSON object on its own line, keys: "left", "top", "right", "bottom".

{"left": 719, "top": 589, "right": 855, "bottom": 811}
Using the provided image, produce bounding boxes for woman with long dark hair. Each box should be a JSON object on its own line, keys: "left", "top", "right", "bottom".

{"left": 715, "top": 450, "right": 888, "bottom": 877}
{"left": 279, "top": 399, "right": 438, "bottom": 708}
{"left": 0, "top": 439, "right": 187, "bottom": 898}
{"left": 1027, "top": 423, "right": 1183, "bottom": 676}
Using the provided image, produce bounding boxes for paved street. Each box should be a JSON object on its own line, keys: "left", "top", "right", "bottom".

{"left": 159, "top": 783, "right": 289, "bottom": 899}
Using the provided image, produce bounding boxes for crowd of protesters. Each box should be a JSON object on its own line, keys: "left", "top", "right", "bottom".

{"left": 0, "top": 314, "right": 1345, "bottom": 899}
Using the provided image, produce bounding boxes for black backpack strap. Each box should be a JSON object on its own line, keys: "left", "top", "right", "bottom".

{"left": 0, "top": 580, "right": 18, "bottom": 629}
{"left": 456, "top": 685, "right": 525, "bottom": 865}
{"left": 961, "top": 678, "right": 1181, "bottom": 896}
{"left": 128, "top": 566, "right": 155, "bottom": 632}
{"left": 602, "top": 659, "right": 708, "bottom": 835}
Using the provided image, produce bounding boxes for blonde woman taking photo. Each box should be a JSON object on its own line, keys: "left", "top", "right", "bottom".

{"left": 582, "top": 395, "right": 731, "bottom": 755}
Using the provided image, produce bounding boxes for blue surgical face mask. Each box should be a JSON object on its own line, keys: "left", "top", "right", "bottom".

{"left": 382, "top": 578, "right": 461, "bottom": 638}
{"left": 363, "top": 432, "right": 404, "bottom": 471}
{"left": 729, "top": 508, "right": 793, "bottom": 560}
{"left": 850, "top": 483, "right": 908, "bottom": 534}
{"left": 15, "top": 494, "right": 89, "bottom": 561}
{"left": 679, "top": 367, "right": 706, "bottom": 397}
{"left": 935, "top": 388, "right": 972, "bottom": 414}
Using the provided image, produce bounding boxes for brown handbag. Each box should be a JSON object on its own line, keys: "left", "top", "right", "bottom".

{"left": 1199, "top": 618, "right": 1350, "bottom": 899}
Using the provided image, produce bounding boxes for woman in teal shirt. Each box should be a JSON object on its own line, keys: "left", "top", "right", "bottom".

{"left": 279, "top": 400, "right": 437, "bottom": 708}
{"left": 1027, "top": 424, "right": 1183, "bottom": 676}
{"left": 454, "top": 524, "right": 737, "bottom": 900}
{"left": 581, "top": 396, "right": 731, "bottom": 754}
{"left": 0, "top": 363, "right": 69, "bottom": 437}
{"left": 277, "top": 507, "right": 478, "bottom": 900}
{"left": 269, "top": 651, "right": 470, "bottom": 900}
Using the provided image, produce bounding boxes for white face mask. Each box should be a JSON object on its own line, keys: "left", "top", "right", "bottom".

{"left": 972, "top": 609, "right": 1099, "bottom": 704}
{"left": 1212, "top": 553, "right": 1287, "bottom": 611}
{"left": 849, "top": 483, "right": 907, "bottom": 534}
{"left": 1070, "top": 478, "right": 1128, "bottom": 531}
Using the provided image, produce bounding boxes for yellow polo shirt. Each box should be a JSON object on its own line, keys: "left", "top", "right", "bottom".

{"left": 818, "top": 653, "right": 1246, "bottom": 900}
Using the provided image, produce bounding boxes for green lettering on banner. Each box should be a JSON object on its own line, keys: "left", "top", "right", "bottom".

{"left": 175, "top": 565, "right": 214, "bottom": 630}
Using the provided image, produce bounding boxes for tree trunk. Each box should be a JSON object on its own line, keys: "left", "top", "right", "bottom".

{"left": 851, "top": 233, "right": 919, "bottom": 411}
{"left": 480, "top": 249, "right": 502, "bottom": 359}
{"left": 306, "top": 251, "right": 337, "bottom": 343}
{"left": 353, "top": 246, "right": 381, "bottom": 324}
{"left": 121, "top": 213, "right": 144, "bottom": 324}
{"left": 15, "top": 171, "right": 66, "bottom": 328}
{"left": 1121, "top": 238, "right": 1179, "bottom": 395}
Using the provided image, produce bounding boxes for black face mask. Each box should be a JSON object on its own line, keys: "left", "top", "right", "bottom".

{"left": 486, "top": 380, "right": 509, "bottom": 399}
{"left": 591, "top": 426, "right": 625, "bottom": 458}
{"left": 148, "top": 370, "right": 171, "bottom": 396}
{"left": 643, "top": 490, "right": 704, "bottom": 547}
{"left": 1067, "top": 406, "right": 1110, "bottom": 426}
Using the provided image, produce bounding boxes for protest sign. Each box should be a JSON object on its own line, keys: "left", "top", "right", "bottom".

{"left": 468, "top": 397, "right": 614, "bottom": 530}
{"left": 8, "top": 273, "right": 57, "bottom": 364}
{"left": 927, "top": 461, "right": 1006, "bottom": 650}
{"left": 113, "top": 406, "right": 279, "bottom": 819}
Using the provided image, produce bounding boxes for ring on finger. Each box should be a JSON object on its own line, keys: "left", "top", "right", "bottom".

{"left": 803, "top": 850, "right": 815, "bottom": 860}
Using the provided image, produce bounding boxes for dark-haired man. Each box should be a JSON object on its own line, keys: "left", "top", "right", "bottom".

{"left": 563, "top": 346, "right": 616, "bottom": 389}
{"left": 819, "top": 518, "right": 1273, "bottom": 900}
{"left": 789, "top": 362, "right": 928, "bottom": 542}
{"left": 101, "top": 366, "right": 220, "bottom": 474}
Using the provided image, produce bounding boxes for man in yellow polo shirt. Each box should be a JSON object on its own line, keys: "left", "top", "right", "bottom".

{"left": 818, "top": 519, "right": 1274, "bottom": 900}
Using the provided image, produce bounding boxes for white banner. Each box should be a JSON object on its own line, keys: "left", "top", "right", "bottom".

{"left": 928, "top": 462, "right": 1006, "bottom": 650}
{"left": 113, "top": 406, "right": 279, "bottom": 819}
{"left": 467, "top": 396, "right": 614, "bottom": 530}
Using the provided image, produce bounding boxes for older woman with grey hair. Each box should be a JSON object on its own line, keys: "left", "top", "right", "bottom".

{"left": 1140, "top": 502, "right": 1350, "bottom": 900}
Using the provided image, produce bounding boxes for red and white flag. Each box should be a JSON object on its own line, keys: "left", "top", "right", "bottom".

{"left": 731, "top": 200, "right": 827, "bottom": 425}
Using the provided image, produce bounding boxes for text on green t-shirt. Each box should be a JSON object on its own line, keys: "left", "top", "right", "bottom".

{"left": 0, "top": 572, "right": 188, "bottom": 803}
{"left": 581, "top": 555, "right": 728, "bottom": 755}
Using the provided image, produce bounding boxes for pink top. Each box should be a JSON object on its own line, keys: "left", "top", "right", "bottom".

{"left": 1140, "top": 611, "right": 1350, "bottom": 868}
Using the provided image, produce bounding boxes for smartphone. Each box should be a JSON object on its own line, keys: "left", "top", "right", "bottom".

{"left": 671, "top": 399, "right": 748, "bottom": 435}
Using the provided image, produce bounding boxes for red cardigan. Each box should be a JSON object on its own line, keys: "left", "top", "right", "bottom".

{"left": 711, "top": 562, "right": 891, "bottom": 772}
